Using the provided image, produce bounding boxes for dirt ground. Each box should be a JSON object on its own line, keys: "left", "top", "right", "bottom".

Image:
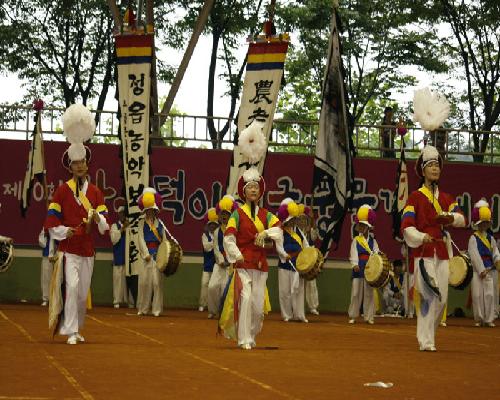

{"left": 1, "top": 304, "right": 499, "bottom": 400}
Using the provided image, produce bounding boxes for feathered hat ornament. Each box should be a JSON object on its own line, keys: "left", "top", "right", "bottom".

{"left": 138, "top": 187, "right": 161, "bottom": 212}
{"left": 413, "top": 87, "right": 450, "bottom": 132}
{"left": 203, "top": 207, "right": 218, "bottom": 224}
{"left": 237, "top": 167, "right": 266, "bottom": 201}
{"left": 354, "top": 204, "right": 376, "bottom": 228}
{"left": 238, "top": 121, "right": 267, "bottom": 164}
{"left": 471, "top": 199, "right": 491, "bottom": 227}
{"left": 216, "top": 195, "right": 239, "bottom": 215}
{"left": 61, "top": 104, "right": 95, "bottom": 170}
{"left": 277, "top": 198, "right": 300, "bottom": 223}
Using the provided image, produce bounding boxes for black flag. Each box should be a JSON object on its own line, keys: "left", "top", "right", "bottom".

{"left": 312, "top": 7, "right": 354, "bottom": 256}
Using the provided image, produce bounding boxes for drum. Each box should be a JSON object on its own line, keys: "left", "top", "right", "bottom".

{"left": 156, "top": 239, "right": 183, "bottom": 277}
{"left": 295, "top": 247, "right": 324, "bottom": 281}
{"left": 0, "top": 241, "right": 13, "bottom": 273}
{"left": 365, "top": 252, "right": 391, "bottom": 288}
{"left": 448, "top": 252, "right": 472, "bottom": 290}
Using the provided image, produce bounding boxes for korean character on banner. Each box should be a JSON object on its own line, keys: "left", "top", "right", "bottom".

{"left": 128, "top": 240, "right": 140, "bottom": 264}
{"left": 127, "top": 129, "right": 144, "bottom": 152}
{"left": 128, "top": 184, "right": 145, "bottom": 209}
{"left": 246, "top": 107, "right": 270, "bottom": 127}
{"left": 153, "top": 170, "right": 186, "bottom": 224}
{"left": 128, "top": 73, "right": 145, "bottom": 96}
{"left": 127, "top": 156, "right": 145, "bottom": 178}
{"left": 128, "top": 101, "right": 146, "bottom": 124}
{"left": 3, "top": 182, "right": 19, "bottom": 198}
{"left": 249, "top": 80, "right": 274, "bottom": 104}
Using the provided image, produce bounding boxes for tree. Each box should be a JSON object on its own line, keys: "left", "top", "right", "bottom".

{"left": 276, "top": 0, "right": 448, "bottom": 129}
{"left": 0, "top": 0, "right": 115, "bottom": 115}
{"left": 163, "top": 0, "right": 266, "bottom": 148}
{"left": 437, "top": 0, "right": 500, "bottom": 162}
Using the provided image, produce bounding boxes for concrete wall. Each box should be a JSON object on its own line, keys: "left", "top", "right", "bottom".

{"left": 0, "top": 249, "right": 471, "bottom": 316}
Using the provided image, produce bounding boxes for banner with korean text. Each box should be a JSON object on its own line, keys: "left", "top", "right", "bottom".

{"left": 227, "top": 39, "right": 289, "bottom": 197}
{"left": 116, "top": 34, "right": 152, "bottom": 275}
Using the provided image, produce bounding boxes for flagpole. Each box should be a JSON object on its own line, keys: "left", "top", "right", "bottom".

{"left": 38, "top": 110, "right": 49, "bottom": 210}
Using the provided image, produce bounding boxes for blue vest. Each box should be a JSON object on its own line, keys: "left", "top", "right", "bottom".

{"left": 278, "top": 229, "right": 302, "bottom": 271}
{"left": 474, "top": 232, "right": 494, "bottom": 269}
{"left": 113, "top": 222, "right": 126, "bottom": 265}
{"left": 203, "top": 232, "right": 215, "bottom": 272}
{"left": 143, "top": 220, "right": 164, "bottom": 259}
{"left": 352, "top": 235, "right": 374, "bottom": 279}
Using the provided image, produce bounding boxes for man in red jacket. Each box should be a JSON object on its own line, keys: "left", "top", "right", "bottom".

{"left": 45, "top": 104, "right": 109, "bottom": 345}
{"left": 401, "top": 145, "right": 465, "bottom": 351}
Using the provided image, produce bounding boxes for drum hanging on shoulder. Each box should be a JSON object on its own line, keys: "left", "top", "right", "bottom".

{"left": 156, "top": 239, "right": 183, "bottom": 277}
{"left": 365, "top": 252, "right": 391, "bottom": 288}
{"left": 448, "top": 252, "right": 472, "bottom": 290}
{"left": 295, "top": 247, "right": 324, "bottom": 281}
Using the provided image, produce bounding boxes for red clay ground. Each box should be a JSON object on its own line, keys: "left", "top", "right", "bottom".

{"left": 1, "top": 304, "right": 499, "bottom": 400}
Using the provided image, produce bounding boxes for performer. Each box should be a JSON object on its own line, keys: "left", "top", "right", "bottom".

{"left": 468, "top": 199, "right": 500, "bottom": 327}
{"left": 277, "top": 198, "right": 307, "bottom": 323}
{"left": 222, "top": 167, "right": 285, "bottom": 350}
{"left": 198, "top": 208, "right": 218, "bottom": 314}
{"left": 383, "top": 259, "right": 405, "bottom": 315}
{"left": 401, "top": 145, "right": 465, "bottom": 351}
{"left": 296, "top": 205, "right": 320, "bottom": 315}
{"left": 137, "top": 188, "right": 166, "bottom": 317}
{"left": 45, "top": 104, "right": 109, "bottom": 345}
{"left": 207, "top": 196, "right": 237, "bottom": 318}
{"left": 110, "top": 206, "right": 130, "bottom": 308}
{"left": 38, "top": 227, "right": 57, "bottom": 306}
{"left": 348, "top": 205, "right": 378, "bottom": 325}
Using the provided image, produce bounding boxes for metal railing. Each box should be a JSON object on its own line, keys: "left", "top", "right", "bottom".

{"left": 1, "top": 104, "right": 499, "bottom": 163}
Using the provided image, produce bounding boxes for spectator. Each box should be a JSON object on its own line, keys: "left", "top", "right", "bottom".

{"left": 380, "top": 106, "right": 396, "bottom": 158}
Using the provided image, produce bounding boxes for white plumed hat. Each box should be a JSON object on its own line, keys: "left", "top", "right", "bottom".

{"left": 413, "top": 87, "right": 450, "bottom": 131}
{"left": 238, "top": 121, "right": 267, "bottom": 164}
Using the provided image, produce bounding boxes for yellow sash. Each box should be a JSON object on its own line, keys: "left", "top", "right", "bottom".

{"left": 146, "top": 219, "right": 162, "bottom": 243}
{"left": 240, "top": 204, "right": 265, "bottom": 233}
{"left": 355, "top": 235, "right": 372, "bottom": 253}
{"left": 474, "top": 231, "right": 492, "bottom": 251}
{"left": 66, "top": 179, "right": 93, "bottom": 212}
{"left": 285, "top": 227, "right": 303, "bottom": 249}
{"left": 418, "top": 186, "right": 443, "bottom": 214}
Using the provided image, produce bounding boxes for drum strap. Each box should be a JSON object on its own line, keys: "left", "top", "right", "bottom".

{"left": 355, "top": 235, "right": 372, "bottom": 254}
{"left": 418, "top": 186, "right": 443, "bottom": 214}
{"left": 146, "top": 219, "right": 162, "bottom": 243}
{"left": 474, "top": 231, "right": 492, "bottom": 251}
{"left": 285, "top": 227, "right": 302, "bottom": 248}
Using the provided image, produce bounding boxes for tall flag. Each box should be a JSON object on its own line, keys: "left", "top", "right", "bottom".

{"left": 312, "top": 8, "right": 354, "bottom": 256}
{"left": 116, "top": 32, "right": 153, "bottom": 277}
{"left": 391, "top": 139, "right": 408, "bottom": 241}
{"left": 226, "top": 33, "right": 290, "bottom": 198}
{"left": 21, "top": 100, "right": 46, "bottom": 217}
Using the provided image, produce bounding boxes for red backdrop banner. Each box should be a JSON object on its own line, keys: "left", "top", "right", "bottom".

{"left": 1, "top": 139, "right": 499, "bottom": 260}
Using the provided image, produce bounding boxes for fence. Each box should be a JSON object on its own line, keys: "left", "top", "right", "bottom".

{"left": 1, "top": 104, "right": 499, "bottom": 163}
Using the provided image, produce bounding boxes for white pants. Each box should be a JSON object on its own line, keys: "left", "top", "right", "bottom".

{"left": 278, "top": 268, "right": 305, "bottom": 321}
{"left": 137, "top": 259, "right": 164, "bottom": 315}
{"left": 472, "top": 270, "right": 496, "bottom": 324}
{"left": 414, "top": 257, "right": 448, "bottom": 349}
{"left": 348, "top": 277, "right": 374, "bottom": 322}
{"left": 113, "top": 264, "right": 128, "bottom": 305}
{"left": 59, "top": 253, "right": 94, "bottom": 336}
{"left": 305, "top": 278, "right": 319, "bottom": 311}
{"left": 41, "top": 257, "right": 53, "bottom": 302}
{"left": 237, "top": 269, "right": 267, "bottom": 347}
{"left": 199, "top": 271, "right": 212, "bottom": 308}
{"left": 207, "top": 264, "right": 229, "bottom": 315}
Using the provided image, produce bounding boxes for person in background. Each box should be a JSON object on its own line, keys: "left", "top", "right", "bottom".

{"left": 198, "top": 208, "right": 218, "bottom": 313}
{"left": 38, "top": 227, "right": 57, "bottom": 306}
{"left": 110, "top": 206, "right": 130, "bottom": 309}
{"left": 380, "top": 106, "right": 396, "bottom": 158}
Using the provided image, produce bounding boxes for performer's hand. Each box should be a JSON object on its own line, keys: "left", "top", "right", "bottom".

{"left": 422, "top": 234, "right": 433, "bottom": 243}
{"left": 236, "top": 254, "right": 244, "bottom": 262}
{"left": 49, "top": 256, "right": 58, "bottom": 263}
{"left": 145, "top": 255, "right": 152, "bottom": 262}
{"left": 92, "top": 210, "right": 100, "bottom": 224}
{"left": 254, "top": 231, "right": 268, "bottom": 247}
{"left": 480, "top": 270, "right": 488, "bottom": 279}
{"left": 353, "top": 265, "right": 360, "bottom": 273}
{"left": 66, "top": 228, "right": 76, "bottom": 239}
{"left": 122, "top": 220, "right": 130, "bottom": 231}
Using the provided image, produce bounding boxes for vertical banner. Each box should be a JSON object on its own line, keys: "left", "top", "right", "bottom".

{"left": 116, "top": 34, "right": 152, "bottom": 275}
{"left": 391, "top": 142, "right": 408, "bottom": 241}
{"left": 312, "top": 9, "right": 354, "bottom": 256}
{"left": 226, "top": 38, "right": 289, "bottom": 197}
{"left": 21, "top": 108, "right": 45, "bottom": 217}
